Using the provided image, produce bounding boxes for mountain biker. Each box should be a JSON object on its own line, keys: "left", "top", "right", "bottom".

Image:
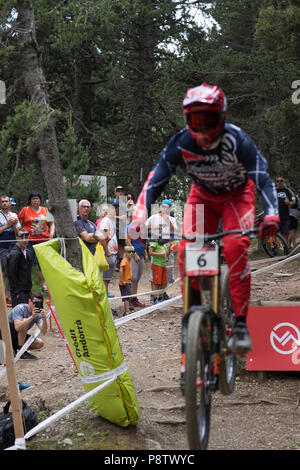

{"left": 130, "top": 83, "right": 279, "bottom": 352}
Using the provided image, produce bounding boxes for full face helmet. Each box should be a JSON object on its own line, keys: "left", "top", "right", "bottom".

{"left": 182, "top": 83, "right": 227, "bottom": 149}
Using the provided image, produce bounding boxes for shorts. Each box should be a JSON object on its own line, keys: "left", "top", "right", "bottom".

{"left": 289, "top": 216, "right": 298, "bottom": 231}
{"left": 102, "top": 254, "right": 117, "bottom": 281}
{"left": 131, "top": 255, "right": 144, "bottom": 284}
{"left": 279, "top": 218, "right": 290, "bottom": 236}
{"left": 151, "top": 264, "right": 167, "bottom": 285}
{"left": 119, "top": 283, "right": 132, "bottom": 301}
{"left": 8, "top": 323, "right": 30, "bottom": 353}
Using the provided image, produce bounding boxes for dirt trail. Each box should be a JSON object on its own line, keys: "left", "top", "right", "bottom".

{"left": 1, "top": 252, "right": 300, "bottom": 450}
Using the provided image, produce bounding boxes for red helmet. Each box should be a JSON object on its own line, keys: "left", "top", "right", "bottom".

{"left": 182, "top": 83, "right": 227, "bottom": 148}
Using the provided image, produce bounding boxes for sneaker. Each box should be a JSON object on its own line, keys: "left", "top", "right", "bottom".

{"left": 107, "top": 292, "right": 115, "bottom": 298}
{"left": 18, "top": 381, "right": 31, "bottom": 391}
{"left": 132, "top": 299, "right": 145, "bottom": 308}
{"left": 158, "top": 296, "right": 165, "bottom": 302}
{"left": 153, "top": 298, "right": 160, "bottom": 305}
{"left": 228, "top": 319, "right": 253, "bottom": 353}
{"left": 19, "top": 351, "right": 38, "bottom": 360}
{"left": 163, "top": 293, "right": 170, "bottom": 300}
{"left": 129, "top": 301, "right": 135, "bottom": 311}
{"left": 111, "top": 308, "right": 118, "bottom": 317}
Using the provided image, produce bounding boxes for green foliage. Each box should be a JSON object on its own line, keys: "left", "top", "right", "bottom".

{"left": 0, "top": 0, "right": 299, "bottom": 205}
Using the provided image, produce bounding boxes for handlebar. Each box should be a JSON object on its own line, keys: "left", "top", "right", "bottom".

{"left": 182, "top": 227, "right": 259, "bottom": 243}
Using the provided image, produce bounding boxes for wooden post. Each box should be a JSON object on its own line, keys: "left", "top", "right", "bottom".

{"left": 0, "top": 269, "right": 25, "bottom": 449}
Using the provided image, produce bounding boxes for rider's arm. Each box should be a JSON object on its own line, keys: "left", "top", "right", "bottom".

{"left": 237, "top": 131, "right": 279, "bottom": 218}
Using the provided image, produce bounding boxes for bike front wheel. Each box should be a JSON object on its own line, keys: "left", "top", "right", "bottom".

{"left": 185, "top": 307, "right": 212, "bottom": 450}
{"left": 219, "top": 269, "right": 237, "bottom": 395}
{"left": 262, "top": 233, "right": 289, "bottom": 258}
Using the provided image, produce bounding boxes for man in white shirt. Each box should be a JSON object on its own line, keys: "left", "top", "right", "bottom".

{"left": 145, "top": 199, "right": 178, "bottom": 240}
{"left": 145, "top": 199, "right": 178, "bottom": 297}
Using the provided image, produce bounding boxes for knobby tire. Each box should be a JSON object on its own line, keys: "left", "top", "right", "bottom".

{"left": 219, "top": 269, "right": 237, "bottom": 395}
{"left": 262, "top": 233, "right": 289, "bottom": 258}
{"left": 185, "top": 308, "right": 211, "bottom": 450}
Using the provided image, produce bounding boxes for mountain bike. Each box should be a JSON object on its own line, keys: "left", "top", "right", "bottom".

{"left": 180, "top": 228, "right": 258, "bottom": 450}
{"left": 254, "top": 213, "right": 288, "bottom": 258}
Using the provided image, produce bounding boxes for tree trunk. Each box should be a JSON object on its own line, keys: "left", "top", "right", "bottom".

{"left": 16, "top": 0, "right": 82, "bottom": 271}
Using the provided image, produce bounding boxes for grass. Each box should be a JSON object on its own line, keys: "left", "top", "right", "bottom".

{"left": 26, "top": 403, "right": 139, "bottom": 450}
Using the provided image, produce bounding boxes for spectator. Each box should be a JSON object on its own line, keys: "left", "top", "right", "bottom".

{"left": 7, "top": 291, "right": 48, "bottom": 360}
{"left": 126, "top": 222, "right": 148, "bottom": 309}
{"left": 9, "top": 197, "right": 17, "bottom": 210}
{"left": 74, "top": 199, "right": 109, "bottom": 256}
{"left": 18, "top": 191, "right": 55, "bottom": 291}
{"left": 126, "top": 193, "right": 135, "bottom": 224}
{"left": 275, "top": 177, "right": 293, "bottom": 244}
{"left": 99, "top": 199, "right": 119, "bottom": 298}
{"left": 148, "top": 237, "right": 170, "bottom": 304}
{"left": 114, "top": 186, "right": 126, "bottom": 267}
{"left": 0, "top": 195, "right": 21, "bottom": 305}
{"left": 145, "top": 199, "right": 178, "bottom": 240}
{"left": 96, "top": 203, "right": 109, "bottom": 228}
{"left": 145, "top": 199, "right": 178, "bottom": 299}
{"left": 115, "top": 185, "right": 125, "bottom": 201}
{"left": 288, "top": 189, "right": 300, "bottom": 249}
{"left": 119, "top": 246, "right": 134, "bottom": 316}
{"left": 7, "top": 229, "right": 32, "bottom": 308}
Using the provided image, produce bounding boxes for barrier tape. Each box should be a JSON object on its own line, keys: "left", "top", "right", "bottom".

{"left": 80, "top": 361, "right": 128, "bottom": 384}
{"left": 109, "top": 277, "right": 180, "bottom": 301}
{"left": 23, "top": 377, "right": 116, "bottom": 440}
{"left": 0, "top": 312, "right": 51, "bottom": 380}
{"left": 114, "top": 295, "right": 182, "bottom": 327}
{"left": 251, "top": 251, "right": 300, "bottom": 276}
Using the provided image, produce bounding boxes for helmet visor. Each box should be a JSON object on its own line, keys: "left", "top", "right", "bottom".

{"left": 187, "top": 111, "right": 220, "bottom": 133}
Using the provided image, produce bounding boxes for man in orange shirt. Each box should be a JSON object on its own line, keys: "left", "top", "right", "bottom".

{"left": 119, "top": 246, "right": 135, "bottom": 316}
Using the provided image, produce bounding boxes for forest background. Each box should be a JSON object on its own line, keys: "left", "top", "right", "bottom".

{"left": 0, "top": 0, "right": 299, "bottom": 214}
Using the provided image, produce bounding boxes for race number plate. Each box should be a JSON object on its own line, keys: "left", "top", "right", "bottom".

{"left": 185, "top": 244, "right": 219, "bottom": 276}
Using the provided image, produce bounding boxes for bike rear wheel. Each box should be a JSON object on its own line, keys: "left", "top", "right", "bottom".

{"left": 219, "top": 269, "right": 237, "bottom": 395}
{"left": 185, "top": 307, "right": 212, "bottom": 450}
{"left": 262, "top": 233, "right": 289, "bottom": 258}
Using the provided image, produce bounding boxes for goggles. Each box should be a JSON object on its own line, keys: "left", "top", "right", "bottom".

{"left": 186, "top": 110, "right": 220, "bottom": 133}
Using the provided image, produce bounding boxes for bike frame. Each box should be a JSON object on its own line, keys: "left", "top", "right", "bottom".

{"left": 181, "top": 238, "right": 222, "bottom": 393}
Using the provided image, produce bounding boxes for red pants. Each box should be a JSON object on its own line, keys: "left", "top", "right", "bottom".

{"left": 178, "top": 180, "right": 256, "bottom": 317}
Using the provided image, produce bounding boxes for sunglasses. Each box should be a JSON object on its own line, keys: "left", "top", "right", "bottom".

{"left": 276, "top": 179, "right": 284, "bottom": 183}
{"left": 81, "top": 205, "right": 90, "bottom": 208}
{"left": 19, "top": 233, "right": 29, "bottom": 238}
{"left": 127, "top": 250, "right": 135, "bottom": 254}
{"left": 127, "top": 196, "right": 134, "bottom": 200}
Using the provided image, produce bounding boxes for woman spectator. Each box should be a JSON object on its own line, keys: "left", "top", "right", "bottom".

{"left": 18, "top": 191, "right": 55, "bottom": 291}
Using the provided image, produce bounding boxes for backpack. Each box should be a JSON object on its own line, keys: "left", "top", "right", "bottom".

{"left": 0, "top": 400, "right": 38, "bottom": 449}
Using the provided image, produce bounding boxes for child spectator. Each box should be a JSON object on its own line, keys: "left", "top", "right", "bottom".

{"left": 119, "top": 246, "right": 135, "bottom": 316}
{"left": 149, "top": 238, "right": 170, "bottom": 304}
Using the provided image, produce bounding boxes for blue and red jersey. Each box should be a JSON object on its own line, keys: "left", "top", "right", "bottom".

{"left": 134, "top": 123, "right": 278, "bottom": 221}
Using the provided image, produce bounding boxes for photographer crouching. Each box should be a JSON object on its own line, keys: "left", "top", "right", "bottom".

{"left": 6, "top": 291, "right": 47, "bottom": 360}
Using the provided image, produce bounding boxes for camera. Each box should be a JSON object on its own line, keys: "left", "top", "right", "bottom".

{"left": 33, "top": 300, "right": 43, "bottom": 311}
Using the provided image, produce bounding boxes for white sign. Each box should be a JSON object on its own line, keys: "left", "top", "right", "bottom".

{"left": 185, "top": 244, "right": 219, "bottom": 276}
{"left": 47, "top": 199, "right": 78, "bottom": 222}
{"left": 78, "top": 175, "right": 107, "bottom": 198}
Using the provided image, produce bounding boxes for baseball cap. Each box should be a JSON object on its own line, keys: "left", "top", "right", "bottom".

{"left": 115, "top": 185, "right": 125, "bottom": 192}
{"left": 161, "top": 199, "right": 172, "bottom": 207}
{"left": 10, "top": 198, "right": 16, "bottom": 205}
{"left": 108, "top": 198, "right": 119, "bottom": 206}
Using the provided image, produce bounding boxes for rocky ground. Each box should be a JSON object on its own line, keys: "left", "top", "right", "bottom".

{"left": 1, "top": 244, "right": 300, "bottom": 451}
